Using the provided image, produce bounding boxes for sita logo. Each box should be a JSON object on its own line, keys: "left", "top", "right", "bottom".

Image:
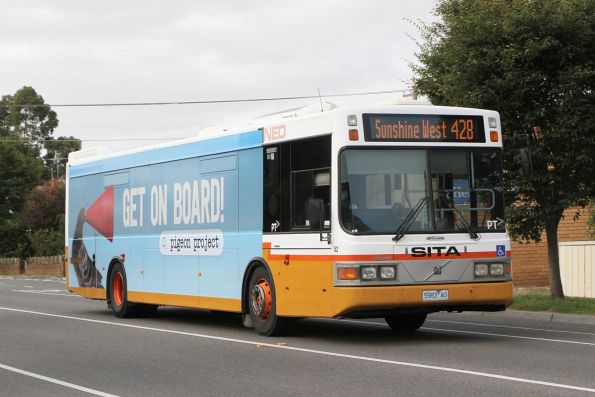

{"left": 411, "top": 246, "right": 462, "bottom": 257}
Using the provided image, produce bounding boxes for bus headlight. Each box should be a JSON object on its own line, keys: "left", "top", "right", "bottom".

{"left": 489, "top": 263, "right": 505, "bottom": 276}
{"left": 361, "top": 266, "right": 377, "bottom": 280}
{"left": 474, "top": 262, "right": 508, "bottom": 277}
{"left": 380, "top": 265, "right": 396, "bottom": 280}
{"left": 335, "top": 262, "right": 400, "bottom": 285}
{"left": 474, "top": 263, "right": 489, "bottom": 277}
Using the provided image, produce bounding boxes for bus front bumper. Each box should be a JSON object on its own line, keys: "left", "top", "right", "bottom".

{"left": 331, "top": 281, "right": 513, "bottom": 318}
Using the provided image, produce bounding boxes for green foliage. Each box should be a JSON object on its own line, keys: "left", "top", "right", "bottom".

{"left": 23, "top": 179, "right": 65, "bottom": 230}
{"left": 0, "top": 141, "right": 42, "bottom": 221}
{"left": 413, "top": 0, "right": 595, "bottom": 241}
{"left": 0, "top": 142, "right": 42, "bottom": 257}
{"left": 0, "top": 217, "right": 33, "bottom": 258}
{"left": 0, "top": 86, "right": 59, "bottom": 157}
{"left": 0, "top": 86, "right": 71, "bottom": 258}
{"left": 27, "top": 217, "right": 65, "bottom": 257}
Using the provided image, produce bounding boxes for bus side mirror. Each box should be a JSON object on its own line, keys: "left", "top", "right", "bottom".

{"left": 520, "top": 148, "right": 533, "bottom": 177}
{"left": 305, "top": 198, "right": 324, "bottom": 230}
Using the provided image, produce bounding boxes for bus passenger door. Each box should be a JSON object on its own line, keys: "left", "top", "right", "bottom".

{"left": 263, "top": 135, "right": 334, "bottom": 316}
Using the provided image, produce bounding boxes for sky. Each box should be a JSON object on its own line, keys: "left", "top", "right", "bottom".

{"left": 0, "top": 0, "right": 437, "bottom": 153}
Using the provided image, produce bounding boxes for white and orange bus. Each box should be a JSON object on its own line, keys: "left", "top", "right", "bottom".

{"left": 66, "top": 101, "right": 512, "bottom": 336}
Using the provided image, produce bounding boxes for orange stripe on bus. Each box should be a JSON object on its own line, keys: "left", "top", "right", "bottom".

{"left": 128, "top": 291, "right": 242, "bottom": 312}
{"left": 69, "top": 287, "right": 106, "bottom": 300}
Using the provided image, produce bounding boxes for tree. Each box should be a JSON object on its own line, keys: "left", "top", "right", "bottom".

{"left": 43, "top": 136, "right": 81, "bottom": 179}
{"left": 0, "top": 86, "right": 76, "bottom": 257}
{"left": 0, "top": 142, "right": 43, "bottom": 221}
{"left": 412, "top": 0, "right": 595, "bottom": 298}
{"left": 23, "top": 179, "right": 65, "bottom": 231}
{"left": 0, "top": 86, "right": 59, "bottom": 157}
{"left": 0, "top": 141, "right": 42, "bottom": 256}
{"left": 22, "top": 180, "right": 66, "bottom": 257}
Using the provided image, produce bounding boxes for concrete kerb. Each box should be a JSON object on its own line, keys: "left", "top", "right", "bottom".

{"left": 471, "top": 309, "right": 595, "bottom": 326}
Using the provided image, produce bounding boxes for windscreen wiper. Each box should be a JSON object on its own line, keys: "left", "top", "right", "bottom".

{"left": 438, "top": 193, "right": 480, "bottom": 240}
{"left": 392, "top": 197, "right": 427, "bottom": 242}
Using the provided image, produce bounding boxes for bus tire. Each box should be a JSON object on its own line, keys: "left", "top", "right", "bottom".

{"left": 248, "top": 267, "right": 286, "bottom": 336}
{"left": 108, "top": 262, "right": 158, "bottom": 318}
{"left": 385, "top": 313, "right": 427, "bottom": 333}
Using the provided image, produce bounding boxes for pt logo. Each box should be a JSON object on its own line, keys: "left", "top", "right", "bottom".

{"left": 271, "top": 220, "right": 280, "bottom": 232}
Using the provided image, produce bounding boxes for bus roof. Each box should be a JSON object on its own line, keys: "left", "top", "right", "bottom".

{"left": 68, "top": 101, "right": 499, "bottom": 167}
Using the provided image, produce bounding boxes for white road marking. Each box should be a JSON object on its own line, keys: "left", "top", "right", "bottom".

{"left": 0, "top": 363, "right": 119, "bottom": 397}
{"left": 0, "top": 277, "right": 65, "bottom": 283}
{"left": 427, "top": 319, "right": 595, "bottom": 337}
{"left": 423, "top": 326, "right": 595, "bottom": 346}
{"left": 331, "top": 319, "right": 595, "bottom": 346}
{"left": 0, "top": 306, "right": 594, "bottom": 394}
{"left": 12, "top": 289, "right": 76, "bottom": 297}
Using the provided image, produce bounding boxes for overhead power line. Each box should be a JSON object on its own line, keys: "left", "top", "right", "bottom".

{"left": 0, "top": 138, "right": 186, "bottom": 143}
{"left": 9, "top": 89, "right": 409, "bottom": 108}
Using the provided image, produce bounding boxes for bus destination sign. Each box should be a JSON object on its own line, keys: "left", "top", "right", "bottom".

{"left": 363, "top": 114, "right": 486, "bottom": 143}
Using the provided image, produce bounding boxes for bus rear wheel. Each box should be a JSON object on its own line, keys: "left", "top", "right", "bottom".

{"left": 109, "top": 262, "right": 157, "bottom": 318}
{"left": 385, "top": 313, "right": 427, "bottom": 333}
{"left": 248, "top": 267, "right": 287, "bottom": 336}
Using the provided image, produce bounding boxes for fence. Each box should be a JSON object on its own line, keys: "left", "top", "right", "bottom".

{"left": 0, "top": 256, "right": 64, "bottom": 277}
{"left": 559, "top": 241, "right": 595, "bottom": 298}
{"left": 0, "top": 258, "right": 22, "bottom": 275}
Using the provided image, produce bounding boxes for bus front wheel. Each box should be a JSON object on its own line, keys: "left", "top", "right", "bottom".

{"left": 248, "top": 267, "right": 286, "bottom": 336}
{"left": 385, "top": 313, "right": 427, "bottom": 333}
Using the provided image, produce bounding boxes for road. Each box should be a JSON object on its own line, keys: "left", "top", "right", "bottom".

{"left": 1, "top": 277, "right": 594, "bottom": 397}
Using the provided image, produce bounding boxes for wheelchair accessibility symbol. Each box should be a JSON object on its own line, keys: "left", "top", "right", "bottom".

{"left": 496, "top": 245, "right": 506, "bottom": 257}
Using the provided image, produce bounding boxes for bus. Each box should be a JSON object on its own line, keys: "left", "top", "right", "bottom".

{"left": 65, "top": 101, "right": 512, "bottom": 336}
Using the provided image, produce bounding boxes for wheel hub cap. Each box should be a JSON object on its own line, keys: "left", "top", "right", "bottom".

{"left": 250, "top": 279, "right": 272, "bottom": 320}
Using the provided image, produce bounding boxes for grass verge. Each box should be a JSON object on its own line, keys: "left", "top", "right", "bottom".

{"left": 511, "top": 289, "right": 595, "bottom": 316}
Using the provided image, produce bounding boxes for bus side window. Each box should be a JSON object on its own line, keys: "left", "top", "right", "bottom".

{"left": 263, "top": 134, "right": 331, "bottom": 233}
{"left": 292, "top": 169, "right": 330, "bottom": 230}
{"left": 290, "top": 135, "right": 331, "bottom": 231}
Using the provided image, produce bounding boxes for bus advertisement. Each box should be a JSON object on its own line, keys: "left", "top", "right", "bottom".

{"left": 66, "top": 102, "right": 512, "bottom": 336}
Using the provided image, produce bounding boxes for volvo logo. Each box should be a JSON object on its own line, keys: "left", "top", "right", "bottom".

{"left": 426, "top": 236, "right": 445, "bottom": 241}
{"left": 423, "top": 260, "right": 452, "bottom": 281}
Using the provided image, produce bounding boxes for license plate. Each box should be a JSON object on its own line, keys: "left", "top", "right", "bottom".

{"left": 422, "top": 289, "right": 449, "bottom": 301}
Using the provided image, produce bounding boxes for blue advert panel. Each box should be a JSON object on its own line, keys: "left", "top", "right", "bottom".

{"left": 68, "top": 132, "right": 263, "bottom": 302}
